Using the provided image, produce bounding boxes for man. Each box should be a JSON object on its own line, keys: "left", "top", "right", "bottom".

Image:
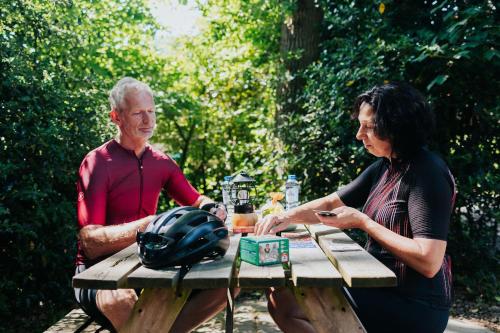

{"left": 74, "top": 77, "right": 228, "bottom": 332}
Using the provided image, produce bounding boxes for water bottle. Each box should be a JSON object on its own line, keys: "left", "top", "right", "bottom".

{"left": 285, "top": 175, "right": 300, "bottom": 211}
{"left": 221, "top": 176, "right": 233, "bottom": 226}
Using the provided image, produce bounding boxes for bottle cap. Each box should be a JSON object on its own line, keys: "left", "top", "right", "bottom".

{"left": 287, "top": 175, "right": 297, "bottom": 180}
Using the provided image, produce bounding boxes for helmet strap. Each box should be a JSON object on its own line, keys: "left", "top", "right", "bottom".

{"left": 176, "top": 264, "right": 192, "bottom": 297}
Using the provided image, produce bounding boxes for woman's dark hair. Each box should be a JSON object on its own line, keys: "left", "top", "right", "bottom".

{"left": 353, "top": 82, "right": 435, "bottom": 160}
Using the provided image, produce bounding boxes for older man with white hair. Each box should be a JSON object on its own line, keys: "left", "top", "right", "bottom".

{"left": 74, "top": 77, "right": 228, "bottom": 332}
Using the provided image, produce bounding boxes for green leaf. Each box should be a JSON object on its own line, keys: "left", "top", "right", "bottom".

{"left": 426, "top": 75, "right": 449, "bottom": 91}
{"left": 484, "top": 49, "right": 499, "bottom": 61}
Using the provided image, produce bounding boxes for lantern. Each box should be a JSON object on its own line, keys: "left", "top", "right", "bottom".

{"left": 229, "top": 172, "right": 256, "bottom": 213}
{"left": 229, "top": 172, "right": 258, "bottom": 233}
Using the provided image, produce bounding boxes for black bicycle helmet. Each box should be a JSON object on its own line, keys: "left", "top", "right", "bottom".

{"left": 137, "top": 207, "right": 230, "bottom": 268}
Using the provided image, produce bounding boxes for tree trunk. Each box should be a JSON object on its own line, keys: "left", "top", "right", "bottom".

{"left": 276, "top": 0, "right": 323, "bottom": 133}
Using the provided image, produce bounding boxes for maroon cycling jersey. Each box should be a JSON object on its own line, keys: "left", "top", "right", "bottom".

{"left": 76, "top": 139, "right": 200, "bottom": 265}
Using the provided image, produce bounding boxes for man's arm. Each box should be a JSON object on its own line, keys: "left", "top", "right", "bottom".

{"left": 193, "top": 195, "right": 215, "bottom": 209}
{"left": 80, "top": 195, "right": 220, "bottom": 260}
{"left": 79, "top": 215, "right": 155, "bottom": 260}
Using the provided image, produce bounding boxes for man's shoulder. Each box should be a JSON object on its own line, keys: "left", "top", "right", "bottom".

{"left": 147, "top": 144, "right": 177, "bottom": 165}
{"left": 84, "top": 140, "right": 114, "bottom": 159}
{"left": 80, "top": 140, "right": 116, "bottom": 168}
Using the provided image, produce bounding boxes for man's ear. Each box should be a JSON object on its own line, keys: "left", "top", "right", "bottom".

{"left": 110, "top": 109, "right": 120, "bottom": 125}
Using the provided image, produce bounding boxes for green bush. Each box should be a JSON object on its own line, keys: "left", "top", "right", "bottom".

{"left": 0, "top": 1, "right": 164, "bottom": 331}
{"left": 282, "top": 0, "right": 499, "bottom": 300}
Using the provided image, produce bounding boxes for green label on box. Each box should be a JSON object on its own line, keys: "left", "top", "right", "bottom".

{"left": 240, "top": 236, "right": 289, "bottom": 266}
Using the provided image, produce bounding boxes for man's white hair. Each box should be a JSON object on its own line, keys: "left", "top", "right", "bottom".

{"left": 109, "top": 77, "right": 154, "bottom": 112}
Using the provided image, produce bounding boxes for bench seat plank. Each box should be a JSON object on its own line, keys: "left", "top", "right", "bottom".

{"left": 72, "top": 244, "right": 140, "bottom": 289}
{"left": 287, "top": 228, "right": 342, "bottom": 287}
{"left": 44, "top": 309, "right": 91, "bottom": 333}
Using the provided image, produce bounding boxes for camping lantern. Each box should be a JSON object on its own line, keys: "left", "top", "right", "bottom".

{"left": 229, "top": 172, "right": 258, "bottom": 233}
{"left": 230, "top": 172, "right": 256, "bottom": 213}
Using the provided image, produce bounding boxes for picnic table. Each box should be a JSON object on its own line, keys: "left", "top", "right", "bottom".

{"left": 72, "top": 224, "right": 396, "bottom": 333}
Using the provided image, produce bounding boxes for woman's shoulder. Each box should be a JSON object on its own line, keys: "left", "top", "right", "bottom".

{"left": 412, "top": 148, "right": 449, "bottom": 171}
{"left": 409, "top": 148, "right": 454, "bottom": 185}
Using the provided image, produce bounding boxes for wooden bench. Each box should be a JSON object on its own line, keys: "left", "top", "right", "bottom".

{"left": 46, "top": 225, "right": 396, "bottom": 333}
{"left": 43, "top": 308, "right": 109, "bottom": 333}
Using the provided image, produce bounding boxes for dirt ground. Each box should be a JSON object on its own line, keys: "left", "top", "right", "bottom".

{"left": 195, "top": 289, "right": 499, "bottom": 333}
{"left": 450, "top": 290, "right": 499, "bottom": 333}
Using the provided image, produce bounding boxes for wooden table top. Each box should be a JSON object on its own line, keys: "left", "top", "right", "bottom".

{"left": 73, "top": 225, "right": 396, "bottom": 290}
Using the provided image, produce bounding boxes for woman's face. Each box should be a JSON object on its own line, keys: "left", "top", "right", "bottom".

{"left": 356, "top": 102, "right": 392, "bottom": 159}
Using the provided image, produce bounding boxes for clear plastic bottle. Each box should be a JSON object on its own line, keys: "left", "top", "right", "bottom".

{"left": 285, "top": 175, "right": 300, "bottom": 211}
{"left": 221, "top": 176, "right": 233, "bottom": 226}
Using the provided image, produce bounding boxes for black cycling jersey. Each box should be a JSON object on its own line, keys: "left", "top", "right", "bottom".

{"left": 338, "top": 148, "right": 455, "bottom": 308}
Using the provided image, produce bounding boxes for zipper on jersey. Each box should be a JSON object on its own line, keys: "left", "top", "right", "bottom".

{"left": 137, "top": 157, "right": 144, "bottom": 218}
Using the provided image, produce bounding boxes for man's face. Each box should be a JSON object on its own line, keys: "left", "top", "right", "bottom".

{"left": 355, "top": 102, "right": 392, "bottom": 158}
{"left": 112, "top": 90, "right": 156, "bottom": 143}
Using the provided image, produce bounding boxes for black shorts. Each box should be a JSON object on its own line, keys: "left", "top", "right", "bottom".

{"left": 344, "top": 287, "right": 449, "bottom": 333}
{"left": 74, "top": 265, "right": 203, "bottom": 331}
{"left": 74, "top": 265, "right": 117, "bottom": 331}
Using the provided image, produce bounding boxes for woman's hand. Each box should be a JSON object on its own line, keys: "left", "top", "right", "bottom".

{"left": 315, "top": 206, "right": 369, "bottom": 230}
{"left": 254, "top": 214, "right": 290, "bottom": 235}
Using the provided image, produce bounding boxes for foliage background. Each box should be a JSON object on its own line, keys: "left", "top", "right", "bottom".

{"left": 0, "top": 0, "right": 497, "bottom": 331}
{"left": 285, "top": 0, "right": 499, "bottom": 302}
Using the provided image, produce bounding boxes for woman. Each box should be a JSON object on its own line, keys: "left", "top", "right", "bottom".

{"left": 255, "top": 82, "right": 455, "bottom": 333}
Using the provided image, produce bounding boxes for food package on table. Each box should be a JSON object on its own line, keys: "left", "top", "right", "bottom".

{"left": 260, "top": 192, "right": 297, "bottom": 231}
{"left": 261, "top": 192, "right": 285, "bottom": 217}
{"left": 240, "top": 236, "right": 289, "bottom": 266}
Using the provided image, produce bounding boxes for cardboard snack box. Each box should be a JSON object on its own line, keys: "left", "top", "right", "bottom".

{"left": 240, "top": 236, "right": 289, "bottom": 266}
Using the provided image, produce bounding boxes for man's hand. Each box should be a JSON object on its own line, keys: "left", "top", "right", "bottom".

{"left": 254, "top": 214, "right": 290, "bottom": 235}
{"left": 213, "top": 204, "right": 227, "bottom": 221}
{"left": 197, "top": 196, "right": 227, "bottom": 221}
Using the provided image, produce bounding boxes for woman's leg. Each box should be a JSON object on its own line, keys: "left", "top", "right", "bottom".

{"left": 346, "top": 287, "right": 449, "bottom": 333}
{"left": 266, "top": 287, "right": 316, "bottom": 333}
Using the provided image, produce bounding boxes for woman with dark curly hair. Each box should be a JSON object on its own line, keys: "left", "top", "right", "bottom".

{"left": 255, "top": 82, "right": 455, "bottom": 333}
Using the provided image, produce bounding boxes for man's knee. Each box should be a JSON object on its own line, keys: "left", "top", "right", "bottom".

{"left": 267, "top": 287, "right": 302, "bottom": 320}
{"left": 96, "top": 289, "right": 138, "bottom": 315}
{"left": 203, "top": 288, "right": 230, "bottom": 307}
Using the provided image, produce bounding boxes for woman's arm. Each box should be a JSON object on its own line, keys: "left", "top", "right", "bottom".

{"left": 318, "top": 207, "right": 446, "bottom": 278}
{"left": 79, "top": 215, "right": 155, "bottom": 260}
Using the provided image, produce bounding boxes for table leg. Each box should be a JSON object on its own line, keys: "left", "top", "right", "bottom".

{"left": 120, "top": 287, "right": 191, "bottom": 333}
{"left": 292, "top": 286, "right": 366, "bottom": 333}
{"left": 225, "top": 288, "right": 234, "bottom": 333}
